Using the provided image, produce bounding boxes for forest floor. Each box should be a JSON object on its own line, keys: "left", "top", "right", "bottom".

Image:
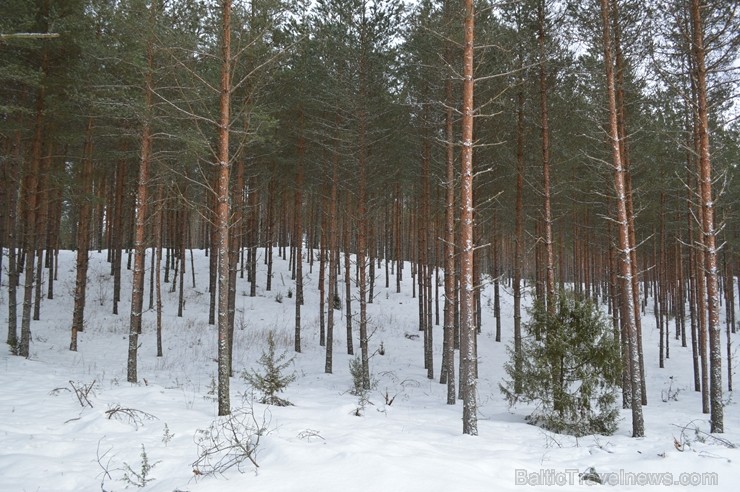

{"left": 0, "top": 249, "right": 738, "bottom": 491}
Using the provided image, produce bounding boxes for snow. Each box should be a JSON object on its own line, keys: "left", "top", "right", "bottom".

{"left": 1, "top": 248, "right": 738, "bottom": 491}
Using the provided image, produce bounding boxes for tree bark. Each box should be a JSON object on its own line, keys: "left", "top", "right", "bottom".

{"left": 440, "top": 0, "right": 456, "bottom": 407}
{"left": 689, "top": 0, "right": 723, "bottom": 433}
{"left": 599, "top": 0, "right": 644, "bottom": 437}
{"left": 460, "top": 0, "right": 477, "bottom": 436}
{"left": 537, "top": 0, "right": 555, "bottom": 313}
{"left": 19, "top": 52, "right": 47, "bottom": 358}
{"left": 112, "top": 159, "right": 125, "bottom": 315}
{"left": 216, "top": 0, "right": 233, "bottom": 416}
{"left": 325, "top": 138, "right": 339, "bottom": 373}
{"left": 155, "top": 184, "right": 163, "bottom": 357}
{"left": 70, "top": 118, "right": 95, "bottom": 352}
{"left": 513, "top": 73, "right": 525, "bottom": 394}
{"left": 6, "top": 132, "right": 20, "bottom": 351}
{"left": 294, "top": 110, "right": 305, "bottom": 353}
{"left": 128, "top": 6, "right": 156, "bottom": 381}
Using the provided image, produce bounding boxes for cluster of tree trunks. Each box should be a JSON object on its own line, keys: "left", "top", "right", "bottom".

{"left": 2, "top": 0, "right": 737, "bottom": 436}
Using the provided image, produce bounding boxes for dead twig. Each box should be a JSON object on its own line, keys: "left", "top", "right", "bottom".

{"left": 69, "top": 380, "right": 96, "bottom": 408}
{"left": 105, "top": 405, "right": 158, "bottom": 430}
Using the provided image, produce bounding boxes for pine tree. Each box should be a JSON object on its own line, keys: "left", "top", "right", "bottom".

{"left": 501, "top": 292, "right": 622, "bottom": 436}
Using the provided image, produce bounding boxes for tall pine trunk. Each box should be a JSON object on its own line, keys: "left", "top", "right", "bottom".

{"left": 70, "top": 118, "right": 95, "bottom": 352}
{"left": 128, "top": 7, "right": 156, "bottom": 381}
{"left": 537, "top": 0, "right": 555, "bottom": 313}
{"left": 513, "top": 74, "right": 525, "bottom": 394}
{"left": 689, "top": 0, "right": 723, "bottom": 433}
{"left": 294, "top": 110, "right": 305, "bottom": 353}
{"left": 599, "top": 0, "right": 643, "bottom": 437}
{"left": 19, "top": 64, "right": 48, "bottom": 358}
{"left": 6, "top": 132, "right": 20, "bottom": 351}
{"left": 460, "top": 0, "right": 477, "bottom": 436}
{"left": 216, "top": 0, "right": 233, "bottom": 416}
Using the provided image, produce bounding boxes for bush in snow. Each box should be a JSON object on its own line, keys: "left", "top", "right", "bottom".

{"left": 242, "top": 331, "right": 295, "bottom": 406}
{"left": 122, "top": 444, "right": 159, "bottom": 488}
{"left": 193, "top": 403, "right": 270, "bottom": 476}
{"left": 500, "top": 291, "right": 621, "bottom": 436}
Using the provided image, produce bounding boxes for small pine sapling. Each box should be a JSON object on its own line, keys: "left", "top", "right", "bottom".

{"left": 162, "top": 423, "right": 174, "bottom": 446}
{"left": 242, "top": 331, "right": 296, "bottom": 406}
{"left": 500, "top": 291, "right": 621, "bottom": 436}
{"left": 122, "top": 444, "right": 159, "bottom": 488}
{"left": 349, "top": 356, "right": 374, "bottom": 416}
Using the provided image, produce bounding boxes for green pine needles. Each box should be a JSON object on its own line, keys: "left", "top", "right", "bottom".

{"left": 242, "top": 331, "right": 296, "bottom": 406}
{"left": 501, "top": 291, "right": 622, "bottom": 436}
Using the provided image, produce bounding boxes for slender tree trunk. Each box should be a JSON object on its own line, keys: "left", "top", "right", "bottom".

{"left": 294, "top": 110, "right": 305, "bottom": 353}
{"left": 725, "top": 258, "right": 734, "bottom": 391}
{"left": 325, "top": 143, "right": 339, "bottom": 373}
{"left": 208, "top": 181, "right": 218, "bottom": 324}
{"left": 537, "top": 0, "right": 555, "bottom": 313}
{"left": 249, "top": 176, "right": 259, "bottom": 297}
{"left": 19, "top": 54, "right": 49, "bottom": 358}
{"left": 112, "top": 159, "right": 125, "bottom": 315}
{"left": 32, "top": 145, "right": 50, "bottom": 321}
{"left": 179, "top": 207, "right": 187, "bottom": 318}
{"left": 460, "top": 0, "right": 477, "bottom": 436}
{"left": 70, "top": 118, "right": 95, "bottom": 352}
{"left": 344, "top": 202, "right": 354, "bottom": 356}
{"left": 128, "top": 8, "right": 156, "bottom": 381}
{"left": 599, "top": 0, "right": 644, "bottom": 437}
{"left": 690, "top": 0, "right": 723, "bottom": 433}
{"left": 6, "top": 132, "right": 20, "bottom": 351}
{"left": 395, "top": 182, "right": 402, "bottom": 293}
{"left": 319, "top": 188, "right": 327, "bottom": 349}
{"left": 227, "top": 159, "right": 244, "bottom": 375}
{"left": 216, "top": 0, "right": 233, "bottom": 416}
{"left": 440, "top": 0, "right": 457, "bottom": 405}
{"left": 155, "top": 184, "right": 163, "bottom": 357}
{"left": 46, "top": 147, "right": 64, "bottom": 300}
{"left": 612, "top": 0, "right": 647, "bottom": 404}
{"left": 513, "top": 74, "right": 525, "bottom": 394}
{"left": 265, "top": 176, "right": 274, "bottom": 292}
{"left": 493, "top": 228, "right": 501, "bottom": 342}
{"left": 421, "top": 136, "right": 433, "bottom": 378}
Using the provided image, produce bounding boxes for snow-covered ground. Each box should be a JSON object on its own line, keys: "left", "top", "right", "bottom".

{"left": 0, "top": 249, "right": 737, "bottom": 491}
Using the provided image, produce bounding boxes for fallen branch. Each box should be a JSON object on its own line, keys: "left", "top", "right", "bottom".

{"left": 105, "top": 405, "right": 158, "bottom": 429}
{"left": 69, "top": 380, "right": 96, "bottom": 408}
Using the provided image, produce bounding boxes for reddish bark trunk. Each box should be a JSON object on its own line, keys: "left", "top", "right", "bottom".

{"left": 70, "top": 118, "right": 95, "bottom": 352}
{"left": 599, "top": 0, "right": 644, "bottom": 437}
{"left": 690, "top": 0, "right": 723, "bottom": 433}
{"left": 216, "top": 0, "right": 233, "bottom": 416}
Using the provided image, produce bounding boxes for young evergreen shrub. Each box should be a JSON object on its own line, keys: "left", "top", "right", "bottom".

{"left": 500, "top": 291, "right": 621, "bottom": 436}
{"left": 242, "top": 331, "right": 296, "bottom": 406}
{"left": 349, "top": 356, "right": 373, "bottom": 416}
